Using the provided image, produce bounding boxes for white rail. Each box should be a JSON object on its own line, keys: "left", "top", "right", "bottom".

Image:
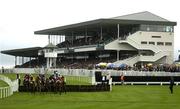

{"left": 0, "top": 75, "right": 19, "bottom": 99}
{"left": 119, "top": 32, "right": 160, "bottom": 53}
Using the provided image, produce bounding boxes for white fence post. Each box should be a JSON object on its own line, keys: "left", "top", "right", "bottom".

{"left": 109, "top": 78, "right": 112, "bottom": 91}
{"left": 0, "top": 75, "right": 19, "bottom": 99}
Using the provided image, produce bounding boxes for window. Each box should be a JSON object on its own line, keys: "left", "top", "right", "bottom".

{"left": 149, "top": 42, "right": 155, "bottom": 45}
{"left": 157, "top": 42, "right": 164, "bottom": 46}
{"left": 152, "top": 36, "right": 161, "bottom": 38}
{"left": 141, "top": 41, "right": 147, "bottom": 44}
{"left": 140, "top": 25, "right": 174, "bottom": 32}
{"left": 165, "top": 42, "right": 172, "bottom": 46}
{"left": 166, "top": 26, "right": 173, "bottom": 32}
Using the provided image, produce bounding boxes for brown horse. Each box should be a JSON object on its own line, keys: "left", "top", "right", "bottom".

{"left": 29, "top": 80, "right": 35, "bottom": 93}
{"left": 45, "top": 78, "right": 53, "bottom": 92}
{"left": 35, "top": 76, "right": 43, "bottom": 93}
{"left": 55, "top": 76, "right": 66, "bottom": 94}
{"left": 23, "top": 79, "right": 29, "bottom": 92}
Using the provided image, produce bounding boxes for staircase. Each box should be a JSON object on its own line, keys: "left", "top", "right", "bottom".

{"left": 139, "top": 51, "right": 169, "bottom": 62}
{"left": 114, "top": 55, "right": 140, "bottom": 66}
{"left": 114, "top": 51, "right": 169, "bottom": 66}
{"left": 119, "top": 32, "right": 159, "bottom": 53}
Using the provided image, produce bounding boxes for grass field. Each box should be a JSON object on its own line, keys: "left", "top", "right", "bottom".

{"left": 0, "top": 85, "right": 180, "bottom": 109}
{"left": 0, "top": 80, "right": 8, "bottom": 87}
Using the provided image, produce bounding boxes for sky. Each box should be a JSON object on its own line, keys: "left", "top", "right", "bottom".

{"left": 0, "top": 0, "right": 180, "bottom": 68}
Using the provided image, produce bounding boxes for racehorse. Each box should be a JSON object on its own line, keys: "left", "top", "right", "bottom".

{"left": 35, "top": 76, "right": 43, "bottom": 93}
{"left": 23, "top": 79, "right": 29, "bottom": 92}
{"left": 45, "top": 78, "right": 53, "bottom": 92}
{"left": 23, "top": 74, "right": 30, "bottom": 92}
{"left": 29, "top": 77, "right": 35, "bottom": 93}
{"left": 54, "top": 76, "right": 66, "bottom": 94}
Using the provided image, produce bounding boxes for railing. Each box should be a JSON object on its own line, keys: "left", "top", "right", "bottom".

{"left": 119, "top": 31, "right": 160, "bottom": 53}
{"left": 139, "top": 51, "right": 169, "bottom": 62}
{"left": 0, "top": 75, "right": 19, "bottom": 99}
{"left": 0, "top": 86, "right": 12, "bottom": 99}
{"left": 12, "top": 68, "right": 180, "bottom": 76}
{"left": 13, "top": 68, "right": 96, "bottom": 85}
{"left": 114, "top": 51, "right": 169, "bottom": 67}
{"left": 114, "top": 55, "right": 139, "bottom": 66}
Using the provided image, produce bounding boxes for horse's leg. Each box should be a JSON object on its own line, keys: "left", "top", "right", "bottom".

{"left": 39, "top": 84, "right": 41, "bottom": 93}
{"left": 64, "top": 84, "right": 66, "bottom": 94}
{"left": 54, "top": 85, "right": 56, "bottom": 94}
{"left": 60, "top": 85, "right": 62, "bottom": 95}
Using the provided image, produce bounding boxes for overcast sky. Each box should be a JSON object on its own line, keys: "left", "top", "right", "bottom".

{"left": 0, "top": 0, "right": 179, "bottom": 68}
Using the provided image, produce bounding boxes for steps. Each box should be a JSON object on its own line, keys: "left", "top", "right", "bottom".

{"left": 119, "top": 32, "right": 159, "bottom": 53}
{"left": 114, "top": 51, "right": 169, "bottom": 66}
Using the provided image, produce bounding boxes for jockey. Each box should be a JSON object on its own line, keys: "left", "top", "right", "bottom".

{"left": 29, "top": 75, "right": 35, "bottom": 84}
{"left": 56, "top": 76, "right": 61, "bottom": 83}
{"left": 24, "top": 74, "right": 29, "bottom": 82}
{"left": 61, "top": 76, "right": 66, "bottom": 84}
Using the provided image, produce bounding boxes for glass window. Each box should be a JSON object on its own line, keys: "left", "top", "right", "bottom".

{"left": 141, "top": 41, "right": 147, "bottom": 44}
{"left": 149, "top": 42, "right": 155, "bottom": 45}
{"left": 140, "top": 25, "right": 174, "bottom": 32}
{"left": 166, "top": 26, "right": 173, "bottom": 32}
{"left": 152, "top": 36, "right": 161, "bottom": 38}
{"left": 165, "top": 42, "right": 172, "bottom": 46}
{"left": 157, "top": 42, "right": 164, "bottom": 46}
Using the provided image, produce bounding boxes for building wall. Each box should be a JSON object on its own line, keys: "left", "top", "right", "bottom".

{"left": 106, "top": 31, "right": 174, "bottom": 64}
{"left": 129, "top": 31, "right": 174, "bottom": 64}
{"left": 105, "top": 39, "right": 136, "bottom": 51}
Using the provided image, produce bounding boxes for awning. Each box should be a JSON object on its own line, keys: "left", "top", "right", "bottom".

{"left": 1, "top": 47, "right": 42, "bottom": 57}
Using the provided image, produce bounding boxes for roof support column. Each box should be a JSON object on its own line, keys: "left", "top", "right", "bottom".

{"left": 71, "top": 31, "right": 74, "bottom": 45}
{"left": 18, "top": 57, "right": 21, "bottom": 65}
{"left": 48, "top": 35, "right": 50, "bottom": 44}
{"left": 15, "top": 56, "right": 17, "bottom": 66}
{"left": 85, "top": 28, "right": 87, "bottom": 43}
{"left": 46, "top": 57, "right": 49, "bottom": 68}
{"left": 55, "top": 36, "right": 57, "bottom": 44}
{"left": 22, "top": 57, "right": 24, "bottom": 65}
{"left": 100, "top": 26, "right": 103, "bottom": 40}
{"left": 117, "top": 24, "right": 119, "bottom": 38}
{"left": 29, "top": 57, "right": 31, "bottom": 67}
{"left": 117, "top": 50, "right": 119, "bottom": 61}
{"left": 59, "top": 35, "right": 61, "bottom": 43}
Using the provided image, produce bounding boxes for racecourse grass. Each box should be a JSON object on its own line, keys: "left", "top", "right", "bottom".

{"left": 0, "top": 85, "right": 180, "bottom": 109}
{"left": 0, "top": 73, "right": 17, "bottom": 80}
{"left": 0, "top": 80, "right": 8, "bottom": 87}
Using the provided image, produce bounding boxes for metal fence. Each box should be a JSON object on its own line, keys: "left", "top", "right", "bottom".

{"left": 12, "top": 68, "right": 94, "bottom": 77}
{"left": 6, "top": 68, "right": 180, "bottom": 77}
{"left": 0, "top": 75, "right": 19, "bottom": 99}
{"left": 95, "top": 69, "right": 180, "bottom": 76}
{"left": 3, "top": 68, "right": 180, "bottom": 86}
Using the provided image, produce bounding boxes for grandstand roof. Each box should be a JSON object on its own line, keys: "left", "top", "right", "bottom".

{"left": 34, "top": 11, "right": 177, "bottom": 35}
{"left": 111, "top": 11, "right": 169, "bottom": 21}
{"left": 1, "top": 47, "right": 42, "bottom": 57}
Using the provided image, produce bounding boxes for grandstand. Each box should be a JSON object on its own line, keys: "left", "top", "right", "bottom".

{"left": 1, "top": 11, "right": 177, "bottom": 69}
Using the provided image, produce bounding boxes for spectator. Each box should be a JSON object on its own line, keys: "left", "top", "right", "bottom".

{"left": 120, "top": 73, "right": 125, "bottom": 85}
{"left": 106, "top": 72, "right": 111, "bottom": 85}
{"left": 1, "top": 66, "right": 4, "bottom": 74}
{"left": 16, "top": 73, "right": 21, "bottom": 86}
{"left": 169, "top": 76, "right": 174, "bottom": 94}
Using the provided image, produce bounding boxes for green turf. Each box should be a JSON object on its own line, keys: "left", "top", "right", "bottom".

{"left": 0, "top": 73, "right": 17, "bottom": 80}
{"left": 0, "top": 85, "right": 180, "bottom": 109}
{"left": 0, "top": 80, "right": 9, "bottom": 87}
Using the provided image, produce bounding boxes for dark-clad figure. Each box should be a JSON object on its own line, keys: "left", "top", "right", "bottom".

{"left": 169, "top": 76, "right": 174, "bottom": 94}
{"left": 120, "top": 74, "right": 125, "bottom": 85}
{"left": 2, "top": 66, "right": 4, "bottom": 73}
